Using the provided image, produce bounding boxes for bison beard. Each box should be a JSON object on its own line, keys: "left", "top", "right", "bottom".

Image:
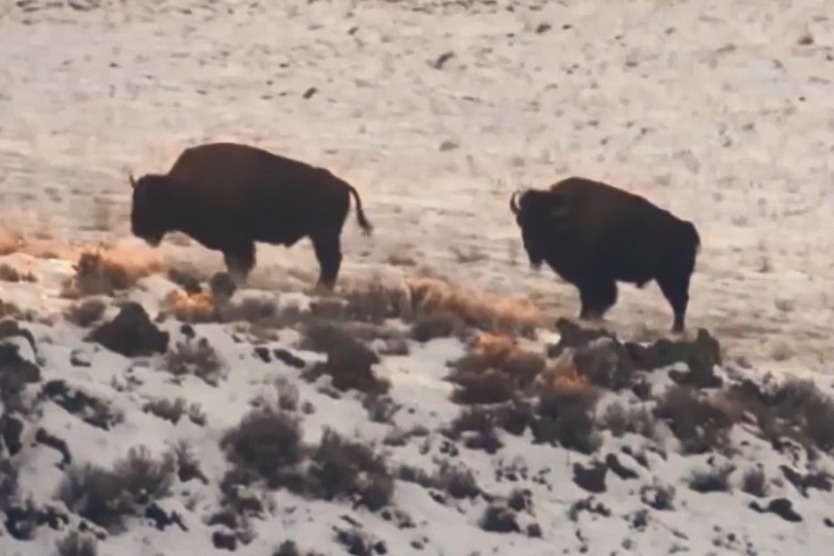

{"left": 128, "top": 142, "right": 374, "bottom": 291}
{"left": 510, "top": 177, "right": 701, "bottom": 333}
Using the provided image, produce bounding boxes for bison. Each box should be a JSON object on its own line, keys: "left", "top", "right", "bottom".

{"left": 509, "top": 176, "right": 701, "bottom": 333}
{"left": 129, "top": 141, "right": 373, "bottom": 290}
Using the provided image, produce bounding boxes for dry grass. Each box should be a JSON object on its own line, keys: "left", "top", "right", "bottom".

{"left": 535, "top": 350, "right": 591, "bottom": 391}
{"left": 406, "top": 276, "right": 543, "bottom": 334}
{"left": 60, "top": 245, "right": 164, "bottom": 298}
{"left": 161, "top": 289, "right": 218, "bottom": 323}
{"left": 338, "top": 275, "right": 544, "bottom": 335}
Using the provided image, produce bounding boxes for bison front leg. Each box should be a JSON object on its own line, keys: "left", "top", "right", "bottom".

{"left": 223, "top": 242, "right": 256, "bottom": 286}
{"left": 577, "top": 278, "right": 618, "bottom": 322}
{"left": 310, "top": 232, "right": 343, "bottom": 292}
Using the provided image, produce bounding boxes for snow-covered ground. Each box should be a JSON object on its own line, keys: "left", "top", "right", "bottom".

{"left": 2, "top": 249, "right": 834, "bottom": 556}
{"left": 2, "top": 0, "right": 834, "bottom": 554}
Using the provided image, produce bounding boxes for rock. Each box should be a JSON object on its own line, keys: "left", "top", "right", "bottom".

{"left": 750, "top": 497, "right": 803, "bottom": 523}
{"left": 211, "top": 530, "right": 237, "bottom": 551}
{"left": 273, "top": 348, "right": 306, "bottom": 369}
{"left": 605, "top": 453, "right": 639, "bottom": 480}
{"left": 34, "top": 428, "right": 72, "bottom": 468}
{"left": 87, "top": 302, "right": 169, "bottom": 357}
{"left": 573, "top": 461, "right": 607, "bottom": 493}
{"left": 145, "top": 503, "right": 188, "bottom": 532}
{"left": 0, "top": 343, "right": 42, "bottom": 401}
{"left": 626, "top": 329, "right": 722, "bottom": 388}
{"left": 779, "top": 465, "right": 833, "bottom": 498}
{"left": 548, "top": 318, "right": 617, "bottom": 358}
{"left": 69, "top": 348, "right": 91, "bottom": 367}
{"left": 253, "top": 346, "right": 271, "bottom": 363}
{"left": 433, "top": 51, "right": 455, "bottom": 70}
{"left": 1, "top": 415, "right": 24, "bottom": 456}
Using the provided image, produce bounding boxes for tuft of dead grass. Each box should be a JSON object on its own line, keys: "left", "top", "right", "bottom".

{"left": 161, "top": 289, "right": 218, "bottom": 323}
{"left": 336, "top": 276, "right": 544, "bottom": 335}
{"left": 60, "top": 246, "right": 163, "bottom": 298}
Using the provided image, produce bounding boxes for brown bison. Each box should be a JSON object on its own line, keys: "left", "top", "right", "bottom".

{"left": 510, "top": 176, "right": 701, "bottom": 333}
{"left": 129, "top": 141, "right": 373, "bottom": 290}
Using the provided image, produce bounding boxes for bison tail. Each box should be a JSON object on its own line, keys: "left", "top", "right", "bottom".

{"left": 684, "top": 221, "right": 701, "bottom": 254}
{"left": 347, "top": 184, "right": 374, "bottom": 237}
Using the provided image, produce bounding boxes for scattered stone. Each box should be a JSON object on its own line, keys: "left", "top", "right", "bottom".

{"left": 87, "top": 302, "right": 169, "bottom": 357}
{"left": 573, "top": 461, "right": 607, "bottom": 493}
{"left": 274, "top": 348, "right": 306, "bottom": 369}
{"left": 253, "top": 346, "right": 271, "bottom": 363}
{"left": 34, "top": 427, "right": 72, "bottom": 468}
{"left": 69, "top": 348, "right": 91, "bottom": 367}
{"left": 750, "top": 497, "right": 803, "bottom": 523}
{"left": 535, "top": 22, "right": 551, "bottom": 34}
{"left": 605, "top": 453, "right": 639, "bottom": 480}
{"left": 145, "top": 503, "right": 188, "bottom": 532}
{"left": 433, "top": 51, "right": 455, "bottom": 69}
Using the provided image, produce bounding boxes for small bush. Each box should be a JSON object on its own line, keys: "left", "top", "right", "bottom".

{"left": 0, "top": 453, "right": 19, "bottom": 511}
{"left": 164, "top": 336, "right": 225, "bottom": 386}
{"left": 142, "top": 396, "right": 188, "bottom": 424}
{"left": 220, "top": 407, "right": 304, "bottom": 488}
{"left": 434, "top": 461, "right": 482, "bottom": 500}
{"left": 61, "top": 250, "right": 157, "bottom": 298}
{"left": 479, "top": 505, "right": 521, "bottom": 533}
{"left": 533, "top": 384, "right": 602, "bottom": 454}
{"left": 448, "top": 406, "right": 504, "bottom": 453}
{"left": 301, "top": 324, "right": 389, "bottom": 396}
{"left": 411, "top": 312, "right": 464, "bottom": 342}
{"left": 688, "top": 464, "right": 735, "bottom": 493}
{"left": 57, "top": 446, "right": 176, "bottom": 532}
{"left": 653, "top": 386, "right": 736, "bottom": 455}
{"left": 0, "top": 263, "right": 35, "bottom": 283}
{"left": 54, "top": 530, "right": 98, "bottom": 556}
{"left": 598, "top": 402, "right": 655, "bottom": 439}
{"left": 64, "top": 298, "right": 107, "bottom": 328}
{"left": 306, "top": 428, "right": 394, "bottom": 512}
{"left": 450, "top": 370, "right": 515, "bottom": 405}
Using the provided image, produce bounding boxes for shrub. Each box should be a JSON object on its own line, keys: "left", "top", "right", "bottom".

{"left": 653, "top": 386, "right": 736, "bottom": 455}
{"left": 688, "top": 464, "right": 735, "bottom": 493}
{"left": 301, "top": 324, "right": 389, "bottom": 396}
{"left": 57, "top": 446, "right": 176, "bottom": 532}
{"left": 598, "top": 402, "right": 655, "bottom": 439}
{"left": 434, "top": 461, "right": 482, "bottom": 500}
{"left": 54, "top": 530, "right": 98, "bottom": 556}
{"left": 164, "top": 336, "right": 225, "bottom": 386}
{"left": 64, "top": 298, "right": 108, "bottom": 328}
{"left": 448, "top": 406, "right": 504, "bottom": 454}
{"left": 532, "top": 384, "right": 602, "bottom": 454}
{"left": 61, "top": 249, "right": 159, "bottom": 298}
{"left": 220, "top": 407, "right": 304, "bottom": 488}
{"left": 306, "top": 428, "right": 394, "bottom": 512}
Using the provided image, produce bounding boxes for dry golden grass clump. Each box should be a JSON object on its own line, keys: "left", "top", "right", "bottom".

{"left": 406, "top": 276, "right": 544, "bottom": 334}
{"left": 338, "top": 275, "right": 545, "bottom": 336}
{"left": 60, "top": 245, "right": 164, "bottom": 298}
{"left": 535, "top": 350, "right": 591, "bottom": 392}
{"left": 160, "top": 288, "right": 218, "bottom": 323}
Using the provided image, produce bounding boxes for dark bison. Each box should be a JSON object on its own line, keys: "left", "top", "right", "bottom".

{"left": 129, "top": 141, "right": 373, "bottom": 290}
{"left": 510, "top": 176, "right": 701, "bottom": 333}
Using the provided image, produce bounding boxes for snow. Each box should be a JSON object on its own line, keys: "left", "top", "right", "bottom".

{"left": 1, "top": 0, "right": 834, "bottom": 554}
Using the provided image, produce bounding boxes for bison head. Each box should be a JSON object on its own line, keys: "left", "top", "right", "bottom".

{"left": 129, "top": 173, "right": 173, "bottom": 247}
{"left": 509, "top": 188, "right": 571, "bottom": 270}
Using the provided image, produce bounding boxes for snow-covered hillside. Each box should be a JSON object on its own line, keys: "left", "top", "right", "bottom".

{"left": 2, "top": 248, "right": 834, "bottom": 556}
{"left": 1, "top": 0, "right": 834, "bottom": 554}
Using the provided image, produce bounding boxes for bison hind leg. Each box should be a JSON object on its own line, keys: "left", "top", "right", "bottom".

{"left": 577, "top": 277, "right": 618, "bottom": 321}
{"left": 310, "top": 232, "right": 343, "bottom": 291}
{"left": 656, "top": 271, "right": 691, "bottom": 333}
{"left": 223, "top": 242, "right": 257, "bottom": 286}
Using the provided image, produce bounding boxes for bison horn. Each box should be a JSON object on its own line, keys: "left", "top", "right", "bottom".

{"left": 128, "top": 173, "right": 136, "bottom": 189}
{"left": 509, "top": 190, "right": 523, "bottom": 214}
